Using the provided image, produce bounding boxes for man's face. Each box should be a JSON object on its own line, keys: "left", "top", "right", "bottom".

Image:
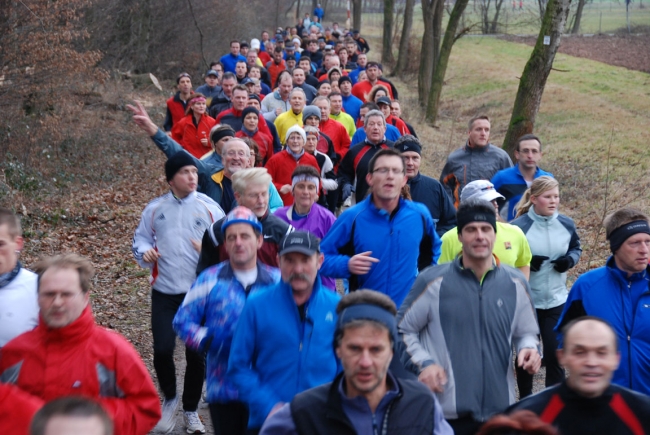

{"left": 304, "top": 133, "right": 318, "bottom": 152}
{"left": 232, "top": 89, "right": 248, "bottom": 111}
{"left": 514, "top": 139, "right": 542, "bottom": 170}
{"left": 468, "top": 119, "right": 490, "bottom": 147}
{"left": 336, "top": 323, "right": 393, "bottom": 401}
{"left": 329, "top": 57, "right": 341, "bottom": 69}
{"left": 290, "top": 91, "right": 306, "bottom": 112}
{"left": 247, "top": 99, "right": 261, "bottom": 110}
{"left": 347, "top": 43, "right": 357, "bottom": 55}
{"left": 0, "top": 224, "right": 22, "bottom": 275}
{"left": 366, "top": 65, "right": 379, "bottom": 81}
{"left": 222, "top": 141, "right": 249, "bottom": 175}
{"left": 43, "top": 415, "right": 106, "bottom": 435}
{"left": 262, "top": 31, "right": 269, "bottom": 41}
{"left": 299, "top": 59, "right": 311, "bottom": 73}
{"left": 338, "top": 49, "right": 348, "bottom": 64}
{"left": 38, "top": 267, "right": 90, "bottom": 328}
{"left": 358, "top": 108, "right": 369, "bottom": 126}
{"left": 614, "top": 232, "right": 650, "bottom": 275}
{"left": 247, "top": 52, "right": 258, "bottom": 67}
{"left": 339, "top": 80, "right": 352, "bottom": 96}
{"left": 366, "top": 155, "right": 406, "bottom": 202}
{"left": 559, "top": 320, "right": 620, "bottom": 399}
{"left": 279, "top": 77, "right": 293, "bottom": 98}
{"left": 235, "top": 62, "right": 247, "bottom": 78}
{"left": 390, "top": 102, "right": 401, "bottom": 118}
{"left": 330, "top": 95, "right": 343, "bottom": 114}
{"left": 286, "top": 132, "right": 304, "bottom": 154}
{"left": 292, "top": 68, "right": 305, "bottom": 85}
{"left": 458, "top": 222, "right": 496, "bottom": 261}
{"left": 308, "top": 41, "right": 318, "bottom": 53}
{"left": 273, "top": 51, "right": 283, "bottom": 63}
{"left": 221, "top": 78, "right": 236, "bottom": 98}
{"left": 248, "top": 68, "right": 261, "bottom": 79}
{"left": 214, "top": 64, "right": 224, "bottom": 76}
{"left": 293, "top": 180, "right": 318, "bottom": 211}
{"left": 169, "top": 165, "right": 198, "bottom": 197}
{"left": 402, "top": 151, "right": 420, "bottom": 179}
{"left": 287, "top": 59, "right": 296, "bottom": 69}
{"left": 205, "top": 74, "right": 219, "bottom": 87}
{"left": 314, "top": 99, "right": 330, "bottom": 120}
{"left": 224, "top": 223, "right": 262, "bottom": 269}
{"left": 357, "top": 54, "right": 367, "bottom": 67}
{"left": 178, "top": 77, "right": 192, "bottom": 93}
{"left": 240, "top": 46, "right": 249, "bottom": 57}
{"left": 237, "top": 182, "right": 269, "bottom": 217}
{"left": 304, "top": 115, "right": 320, "bottom": 127}
{"left": 230, "top": 42, "right": 240, "bottom": 56}
{"left": 279, "top": 251, "right": 323, "bottom": 293}
{"left": 365, "top": 115, "right": 385, "bottom": 143}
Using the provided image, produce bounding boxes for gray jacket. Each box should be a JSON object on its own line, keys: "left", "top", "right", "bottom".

{"left": 261, "top": 91, "right": 290, "bottom": 122}
{"left": 439, "top": 143, "right": 513, "bottom": 203}
{"left": 397, "top": 258, "right": 539, "bottom": 422}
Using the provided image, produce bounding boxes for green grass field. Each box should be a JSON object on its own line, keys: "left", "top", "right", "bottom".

{"left": 362, "top": 0, "right": 650, "bottom": 36}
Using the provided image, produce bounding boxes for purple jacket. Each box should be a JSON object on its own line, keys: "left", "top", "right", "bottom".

{"left": 274, "top": 203, "right": 336, "bottom": 290}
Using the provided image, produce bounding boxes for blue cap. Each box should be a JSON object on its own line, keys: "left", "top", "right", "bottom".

{"left": 221, "top": 206, "right": 263, "bottom": 235}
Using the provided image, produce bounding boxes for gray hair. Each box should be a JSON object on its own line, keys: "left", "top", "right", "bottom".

{"left": 364, "top": 109, "right": 385, "bottom": 127}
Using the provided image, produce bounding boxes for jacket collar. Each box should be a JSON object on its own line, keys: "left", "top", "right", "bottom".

{"left": 37, "top": 305, "right": 95, "bottom": 343}
{"left": 527, "top": 207, "right": 558, "bottom": 223}
{"left": 218, "top": 260, "right": 278, "bottom": 286}
{"left": 463, "top": 141, "right": 490, "bottom": 153}
{"left": 606, "top": 256, "right": 649, "bottom": 283}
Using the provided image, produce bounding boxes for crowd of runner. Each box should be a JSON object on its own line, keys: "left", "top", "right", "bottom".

{"left": 1, "top": 11, "right": 650, "bottom": 435}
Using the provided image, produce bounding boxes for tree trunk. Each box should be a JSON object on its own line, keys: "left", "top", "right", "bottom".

{"left": 352, "top": 0, "right": 362, "bottom": 30}
{"left": 489, "top": 0, "right": 505, "bottom": 33}
{"left": 426, "top": 0, "right": 471, "bottom": 124}
{"left": 418, "top": 0, "right": 441, "bottom": 105}
{"left": 502, "top": 0, "right": 572, "bottom": 155}
{"left": 296, "top": 0, "right": 302, "bottom": 22}
{"left": 382, "top": 0, "right": 396, "bottom": 65}
{"left": 393, "top": 0, "right": 415, "bottom": 75}
{"left": 571, "top": 0, "right": 585, "bottom": 33}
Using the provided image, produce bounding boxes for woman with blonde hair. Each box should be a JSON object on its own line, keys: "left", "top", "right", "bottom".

{"left": 511, "top": 175, "right": 582, "bottom": 398}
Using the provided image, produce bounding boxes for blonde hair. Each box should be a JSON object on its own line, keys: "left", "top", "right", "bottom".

{"left": 515, "top": 176, "right": 559, "bottom": 218}
{"left": 232, "top": 167, "right": 271, "bottom": 195}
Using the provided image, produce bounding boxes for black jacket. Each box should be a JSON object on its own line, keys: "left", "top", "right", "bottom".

{"left": 408, "top": 173, "right": 457, "bottom": 237}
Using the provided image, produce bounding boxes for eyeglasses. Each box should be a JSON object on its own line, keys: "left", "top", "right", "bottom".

{"left": 225, "top": 150, "right": 249, "bottom": 158}
{"left": 39, "top": 291, "right": 83, "bottom": 305}
{"left": 372, "top": 167, "right": 404, "bottom": 175}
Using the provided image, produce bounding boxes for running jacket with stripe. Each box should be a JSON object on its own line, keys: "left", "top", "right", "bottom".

{"left": 132, "top": 191, "right": 225, "bottom": 295}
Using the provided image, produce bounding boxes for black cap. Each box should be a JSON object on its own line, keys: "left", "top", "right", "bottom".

{"left": 241, "top": 77, "right": 254, "bottom": 85}
{"left": 165, "top": 151, "right": 196, "bottom": 181}
{"left": 376, "top": 96, "right": 391, "bottom": 106}
{"left": 279, "top": 231, "right": 320, "bottom": 256}
{"left": 286, "top": 54, "right": 296, "bottom": 61}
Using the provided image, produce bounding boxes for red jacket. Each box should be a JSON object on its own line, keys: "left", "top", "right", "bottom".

{"left": 0, "top": 307, "right": 161, "bottom": 435}
{"left": 265, "top": 60, "right": 287, "bottom": 88}
{"left": 319, "top": 118, "right": 351, "bottom": 164}
{"left": 236, "top": 129, "right": 274, "bottom": 165}
{"left": 165, "top": 93, "right": 188, "bottom": 130}
{"left": 171, "top": 113, "right": 217, "bottom": 159}
{"left": 265, "top": 150, "right": 320, "bottom": 205}
{"left": 386, "top": 115, "right": 410, "bottom": 135}
{"left": 351, "top": 80, "right": 394, "bottom": 102}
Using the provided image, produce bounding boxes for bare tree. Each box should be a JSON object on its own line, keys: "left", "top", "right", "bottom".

{"left": 425, "top": 0, "right": 472, "bottom": 124}
{"left": 382, "top": 0, "right": 396, "bottom": 65}
{"left": 570, "top": 0, "right": 586, "bottom": 33}
{"left": 352, "top": 0, "right": 363, "bottom": 30}
{"left": 418, "top": 0, "right": 444, "bottom": 105}
{"left": 502, "top": 0, "right": 573, "bottom": 154}
{"left": 478, "top": 0, "right": 506, "bottom": 33}
{"left": 392, "top": 0, "right": 416, "bottom": 75}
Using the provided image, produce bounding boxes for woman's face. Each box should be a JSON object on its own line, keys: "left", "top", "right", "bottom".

{"left": 243, "top": 113, "right": 259, "bottom": 131}
{"left": 193, "top": 101, "right": 206, "bottom": 115}
{"left": 286, "top": 132, "right": 304, "bottom": 154}
{"left": 531, "top": 187, "right": 560, "bottom": 217}
{"left": 331, "top": 81, "right": 340, "bottom": 93}
{"left": 330, "top": 71, "right": 341, "bottom": 82}
{"left": 373, "top": 90, "right": 387, "bottom": 103}
{"left": 318, "top": 83, "right": 331, "bottom": 96}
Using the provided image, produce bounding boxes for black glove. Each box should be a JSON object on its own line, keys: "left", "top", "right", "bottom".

{"left": 551, "top": 255, "right": 574, "bottom": 273}
{"left": 530, "top": 255, "right": 549, "bottom": 272}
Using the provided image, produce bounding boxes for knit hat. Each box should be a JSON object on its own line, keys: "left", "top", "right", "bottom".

{"left": 242, "top": 106, "right": 260, "bottom": 120}
{"left": 394, "top": 139, "right": 421, "bottom": 155}
{"left": 165, "top": 151, "right": 196, "bottom": 181}
{"left": 338, "top": 76, "right": 352, "bottom": 86}
{"left": 286, "top": 125, "right": 306, "bottom": 143}
{"left": 302, "top": 105, "right": 321, "bottom": 123}
{"left": 221, "top": 206, "right": 263, "bottom": 235}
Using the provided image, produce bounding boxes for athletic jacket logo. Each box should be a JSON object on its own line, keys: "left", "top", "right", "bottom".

{"left": 504, "top": 241, "right": 512, "bottom": 250}
{"left": 497, "top": 298, "right": 504, "bottom": 308}
{"left": 157, "top": 213, "right": 165, "bottom": 221}
{"left": 325, "top": 312, "right": 334, "bottom": 322}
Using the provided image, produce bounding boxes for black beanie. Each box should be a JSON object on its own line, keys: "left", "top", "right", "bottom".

{"left": 395, "top": 139, "right": 421, "bottom": 155}
{"left": 165, "top": 151, "right": 196, "bottom": 181}
{"left": 242, "top": 106, "right": 260, "bottom": 120}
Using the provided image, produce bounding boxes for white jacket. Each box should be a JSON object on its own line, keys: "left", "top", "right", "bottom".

{"left": 132, "top": 191, "right": 224, "bottom": 295}
{"left": 0, "top": 268, "right": 38, "bottom": 347}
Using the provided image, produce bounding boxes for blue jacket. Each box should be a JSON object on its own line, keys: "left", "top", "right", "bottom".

{"left": 341, "top": 94, "right": 363, "bottom": 123}
{"left": 556, "top": 258, "right": 650, "bottom": 395}
{"left": 351, "top": 124, "right": 400, "bottom": 145}
{"left": 172, "top": 261, "right": 280, "bottom": 403}
{"left": 227, "top": 276, "right": 341, "bottom": 428}
{"left": 491, "top": 165, "right": 553, "bottom": 221}
{"left": 320, "top": 197, "right": 442, "bottom": 307}
{"left": 220, "top": 53, "right": 247, "bottom": 73}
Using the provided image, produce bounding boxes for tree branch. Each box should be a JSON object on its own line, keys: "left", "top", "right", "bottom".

{"left": 186, "top": 0, "right": 208, "bottom": 69}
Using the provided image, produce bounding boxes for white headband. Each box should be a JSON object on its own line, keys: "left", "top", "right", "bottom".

{"left": 291, "top": 174, "right": 320, "bottom": 190}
